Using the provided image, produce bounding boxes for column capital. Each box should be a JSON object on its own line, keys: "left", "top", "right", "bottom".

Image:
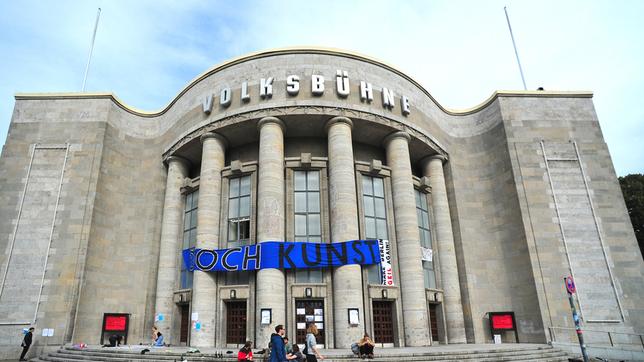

{"left": 382, "top": 131, "right": 411, "bottom": 147}
{"left": 200, "top": 132, "right": 228, "bottom": 148}
{"left": 165, "top": 155, "right": 191, "bottom": 169}
{"left": 257, "top": 116, "right": 285, "bottom": 132}
{"left": 420, "top": 154, "right": 448, "bottom": 169}
{"left": 325, "top": 116, "right": 353, "bottom": 134}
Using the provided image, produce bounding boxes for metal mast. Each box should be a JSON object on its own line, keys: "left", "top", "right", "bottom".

{"left": 82, "top": 8, "right": 102, "bottom": 92}
{"left": 504, "top": 6, "right": 527, "bottom": 90}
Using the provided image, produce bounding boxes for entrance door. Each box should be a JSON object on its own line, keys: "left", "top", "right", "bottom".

{"left": 295, "top": 300, "right": 325, "bottom": 346}
{"left": 372, "top": 301, "right": 394, "bottom": 344}
{"left": 226, "top": 301, "right": 247, "bottom": 344}
{"left": 180, "top": 305, "right": 189, "bottom": 345}
{"left": 428, "top": 304, "right": 439, "bottom": 343}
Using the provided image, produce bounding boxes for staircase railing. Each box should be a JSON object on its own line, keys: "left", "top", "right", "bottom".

{"left": 549, "top": 326, "right": 644, "bottom": 351}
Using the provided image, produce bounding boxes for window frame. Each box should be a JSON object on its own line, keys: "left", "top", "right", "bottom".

{"left": 361, "top": 174, "right": 390, "bottom": 284}
{"left": 220, "top": 165, "right": 258, "bottom": 286}
{"left": 180, "top": 188, "right": 199, "bottom": 290}
{"left": 292, "top": 169, "right": 324, "bottom": 284}
{"left": 415, "top": 188, "right": 437, "bottom": 290}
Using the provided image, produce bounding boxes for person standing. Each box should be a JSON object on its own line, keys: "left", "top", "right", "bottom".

{"left": 19, "top": 327, "right": 34, "bottom": 361}
{"left": 304, "top": 323, "right": 324, "bottom": 362}
{"left": 269, "top": 324, "right": 287, "bottom": 362}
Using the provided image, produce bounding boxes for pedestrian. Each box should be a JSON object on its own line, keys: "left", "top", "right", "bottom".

{"left": 357, "top": 333, "right": 375, "bottom": 359}
{"left": 288, "top": 344, "right": 306, "bottom": 362}
{"left": 304, "top": 323, "right": 324, "bottom": 361}
{"left": 238, "top": 340, "right": 254, "bottom": 361}
{"left": 283, "top": 336, "right": 293, "bottom": 354}
{"left": 19, "top": 327, "right": 34, "bottom": 361}
{"left": 102, "top": 334, "right": 123, "bottom": 347}
{"left": 269, "top": 324, "right": 287, "bottom": 362}
{"left": 152, "top": 326, "right": 159, "bottom": 343}
{"left": 151, "top": 325, "right": 164, "bottom": 347}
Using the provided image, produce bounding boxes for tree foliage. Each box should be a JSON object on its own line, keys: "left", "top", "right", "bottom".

{"left": 618, "top": 174, "right": 644, "bottom": 259}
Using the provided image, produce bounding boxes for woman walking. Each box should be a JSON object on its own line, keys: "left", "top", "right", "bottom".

{"left": 304, "top": 323, "right": 324, "bottom": 361}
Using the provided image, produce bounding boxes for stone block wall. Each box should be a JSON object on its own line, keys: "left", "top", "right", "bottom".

{"left": 444, "top": 100, "right": 545, "bottom": 343}
{"left": 500, "top": 96, "right": 644, "bottom": 343}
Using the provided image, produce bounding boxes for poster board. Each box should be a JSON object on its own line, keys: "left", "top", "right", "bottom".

{"left": 101, "top": 313, "right": 130, "bottom": 345}
{"left": 488, "top": 311, "right": 518, "bottom": 343}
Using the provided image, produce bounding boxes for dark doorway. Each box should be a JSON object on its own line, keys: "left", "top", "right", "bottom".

{"left": 226, "top": 301, "right": 247, "bottom": 344}
{"left": 295, "top": 299, "right": 325, "bottom": 346}
{"left": 372, "top": 300, "right": 394, "bottom": 344}
{"left": 428, "top": 304, "right": 439, "bottom": 343}
{"left": 179, "top": 305, "right": 190, "bottom": 345}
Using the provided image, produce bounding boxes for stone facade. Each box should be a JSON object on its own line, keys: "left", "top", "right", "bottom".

{"left": 0, "top": 48, "right": 641, "bottom": 358}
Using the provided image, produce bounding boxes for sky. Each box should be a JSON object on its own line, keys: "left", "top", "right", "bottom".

{"left": 0, "top": 0, "right": 642, "bottom": 175}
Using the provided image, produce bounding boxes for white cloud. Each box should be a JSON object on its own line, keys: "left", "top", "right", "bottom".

{"left": 0, "top": 0, "right": 642, "bottom": 174}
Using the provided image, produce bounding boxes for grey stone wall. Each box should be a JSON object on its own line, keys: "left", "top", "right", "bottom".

{"left": 1, "top": 49, "right": 641, "bottom": 355}
{"left": 443, "top": 100, "right": 544, "bottom": 343}
{"left": 501, "top": 96, "right": 644, "bottom": 342}
{"left": 73, "top": 122, "right": 166, "bottom": 345}
{"left": 0, "top": 115, "right": 106, "bottom": 358}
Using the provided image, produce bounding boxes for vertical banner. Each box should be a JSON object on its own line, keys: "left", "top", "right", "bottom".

{"left": 379, "top": 239, "right": 393, "bottom": 286}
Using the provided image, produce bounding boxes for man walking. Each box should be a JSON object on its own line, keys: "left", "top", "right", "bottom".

{"left": 269, "top": 324, "right": 287, "bottom": 362}
{"left": 19, "top": 327, "right": 34, "bottom": 361}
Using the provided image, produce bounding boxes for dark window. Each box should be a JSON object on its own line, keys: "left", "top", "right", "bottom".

{"left": 226, "top": 176, "right": 251, "bottom": 285}
{"left": 180, "top": 190, "right": 198, "bottom": 289}
{"left": 362, "top": 175, "right": 388, "bottom": 284}
{"left": 415, "top": 189, "right": 436, "bottom": 289}
{"left": 294, "top": 170, "right": 323, "bottom": 283}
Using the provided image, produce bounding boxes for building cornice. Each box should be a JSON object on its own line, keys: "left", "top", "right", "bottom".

{"left": 14, "top": 47, "right": 593, "bottom": 118}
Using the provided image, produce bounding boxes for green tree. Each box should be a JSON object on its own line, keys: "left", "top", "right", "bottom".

{"left": 619, "top": 174, "right": 644, "bottom": 259}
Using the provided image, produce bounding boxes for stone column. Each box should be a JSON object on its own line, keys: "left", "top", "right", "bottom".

{"left": 422, "top": 155, "right": 466, "bottom": 344}
{"left": 255, "top": 117, "right": 286, "bottom": 346}
{"left": 191, "top": 132, "right": 227, "bottom": 347}
{"left": 155, "top": 155, "right": 190, "bottom": 343}
{"left": 384, "top": 131, "right": 430, "bottom": 346}
{"left": 326, "top": 117, "right": 364, "bottom": 348}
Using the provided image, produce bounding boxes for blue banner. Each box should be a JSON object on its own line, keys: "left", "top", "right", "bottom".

{"left": 182, "top": 240, "right": 382, "bottom": 272}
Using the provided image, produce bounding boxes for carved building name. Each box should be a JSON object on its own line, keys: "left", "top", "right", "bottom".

{"left": 202, "top": 70, "right": 411, "bottom": 117}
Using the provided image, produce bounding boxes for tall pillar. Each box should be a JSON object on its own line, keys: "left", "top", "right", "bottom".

{"left": 384, "top": 131, "right": 430, "bottom": 346}
{"left": 422, "top": 155, "right": 466, "bottom": 343}
{"left": 155, "top": 155, "right": 190, "bottom": 343}
{"left": 255, "top": 117, "right": 286, "bottom": 346}
{"left": 191, "top": 132, "right": 227, "bottom": 347}
{"left": 326, "top": 117, "right": 364, "bottom": 348}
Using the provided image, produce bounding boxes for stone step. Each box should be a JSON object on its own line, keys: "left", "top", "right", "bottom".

{"left": 32, "top": 345, "right": 571, "bottom": 362}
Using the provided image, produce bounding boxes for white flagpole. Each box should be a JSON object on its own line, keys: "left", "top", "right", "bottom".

{"left": 504, "top": 6, "right": 527, "bottom": 90}
{"left": 82, "top": 8, "right": 102, "bottom": 92}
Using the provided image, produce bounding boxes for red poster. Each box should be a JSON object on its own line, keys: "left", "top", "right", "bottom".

{"left": 491, "top": 314, "right": 514, "bottom": 329}
{"left": 105, "top": 316, "right": 127, "bottom": 331}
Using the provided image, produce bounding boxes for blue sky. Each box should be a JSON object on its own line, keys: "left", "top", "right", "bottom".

{"left": 1, "top": 0, "right": 642, "bottom": 175}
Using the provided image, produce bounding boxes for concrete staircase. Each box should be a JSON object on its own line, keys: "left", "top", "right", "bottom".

{"left": 31, "top": 344, "right": 571, "bottom": 362}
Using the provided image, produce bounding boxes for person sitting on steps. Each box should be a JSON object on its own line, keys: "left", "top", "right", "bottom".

{"left": 357, "top": 333, "right": 375, "bottom": 359}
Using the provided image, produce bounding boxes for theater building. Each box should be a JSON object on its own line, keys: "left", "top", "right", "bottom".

{"left": 0, "top": 48, "right": 642, "bottom": 356}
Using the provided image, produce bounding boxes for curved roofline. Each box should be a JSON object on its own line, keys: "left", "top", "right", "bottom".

{"left": 14, "top": 46, "right": 593, "bottom": 117}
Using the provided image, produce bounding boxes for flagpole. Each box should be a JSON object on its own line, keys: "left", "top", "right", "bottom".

{"left": 504, "top": 6, "right": 527, "bottom": 90}
{"left": 82, "top": 8, "right": 101, "bottom": 92}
